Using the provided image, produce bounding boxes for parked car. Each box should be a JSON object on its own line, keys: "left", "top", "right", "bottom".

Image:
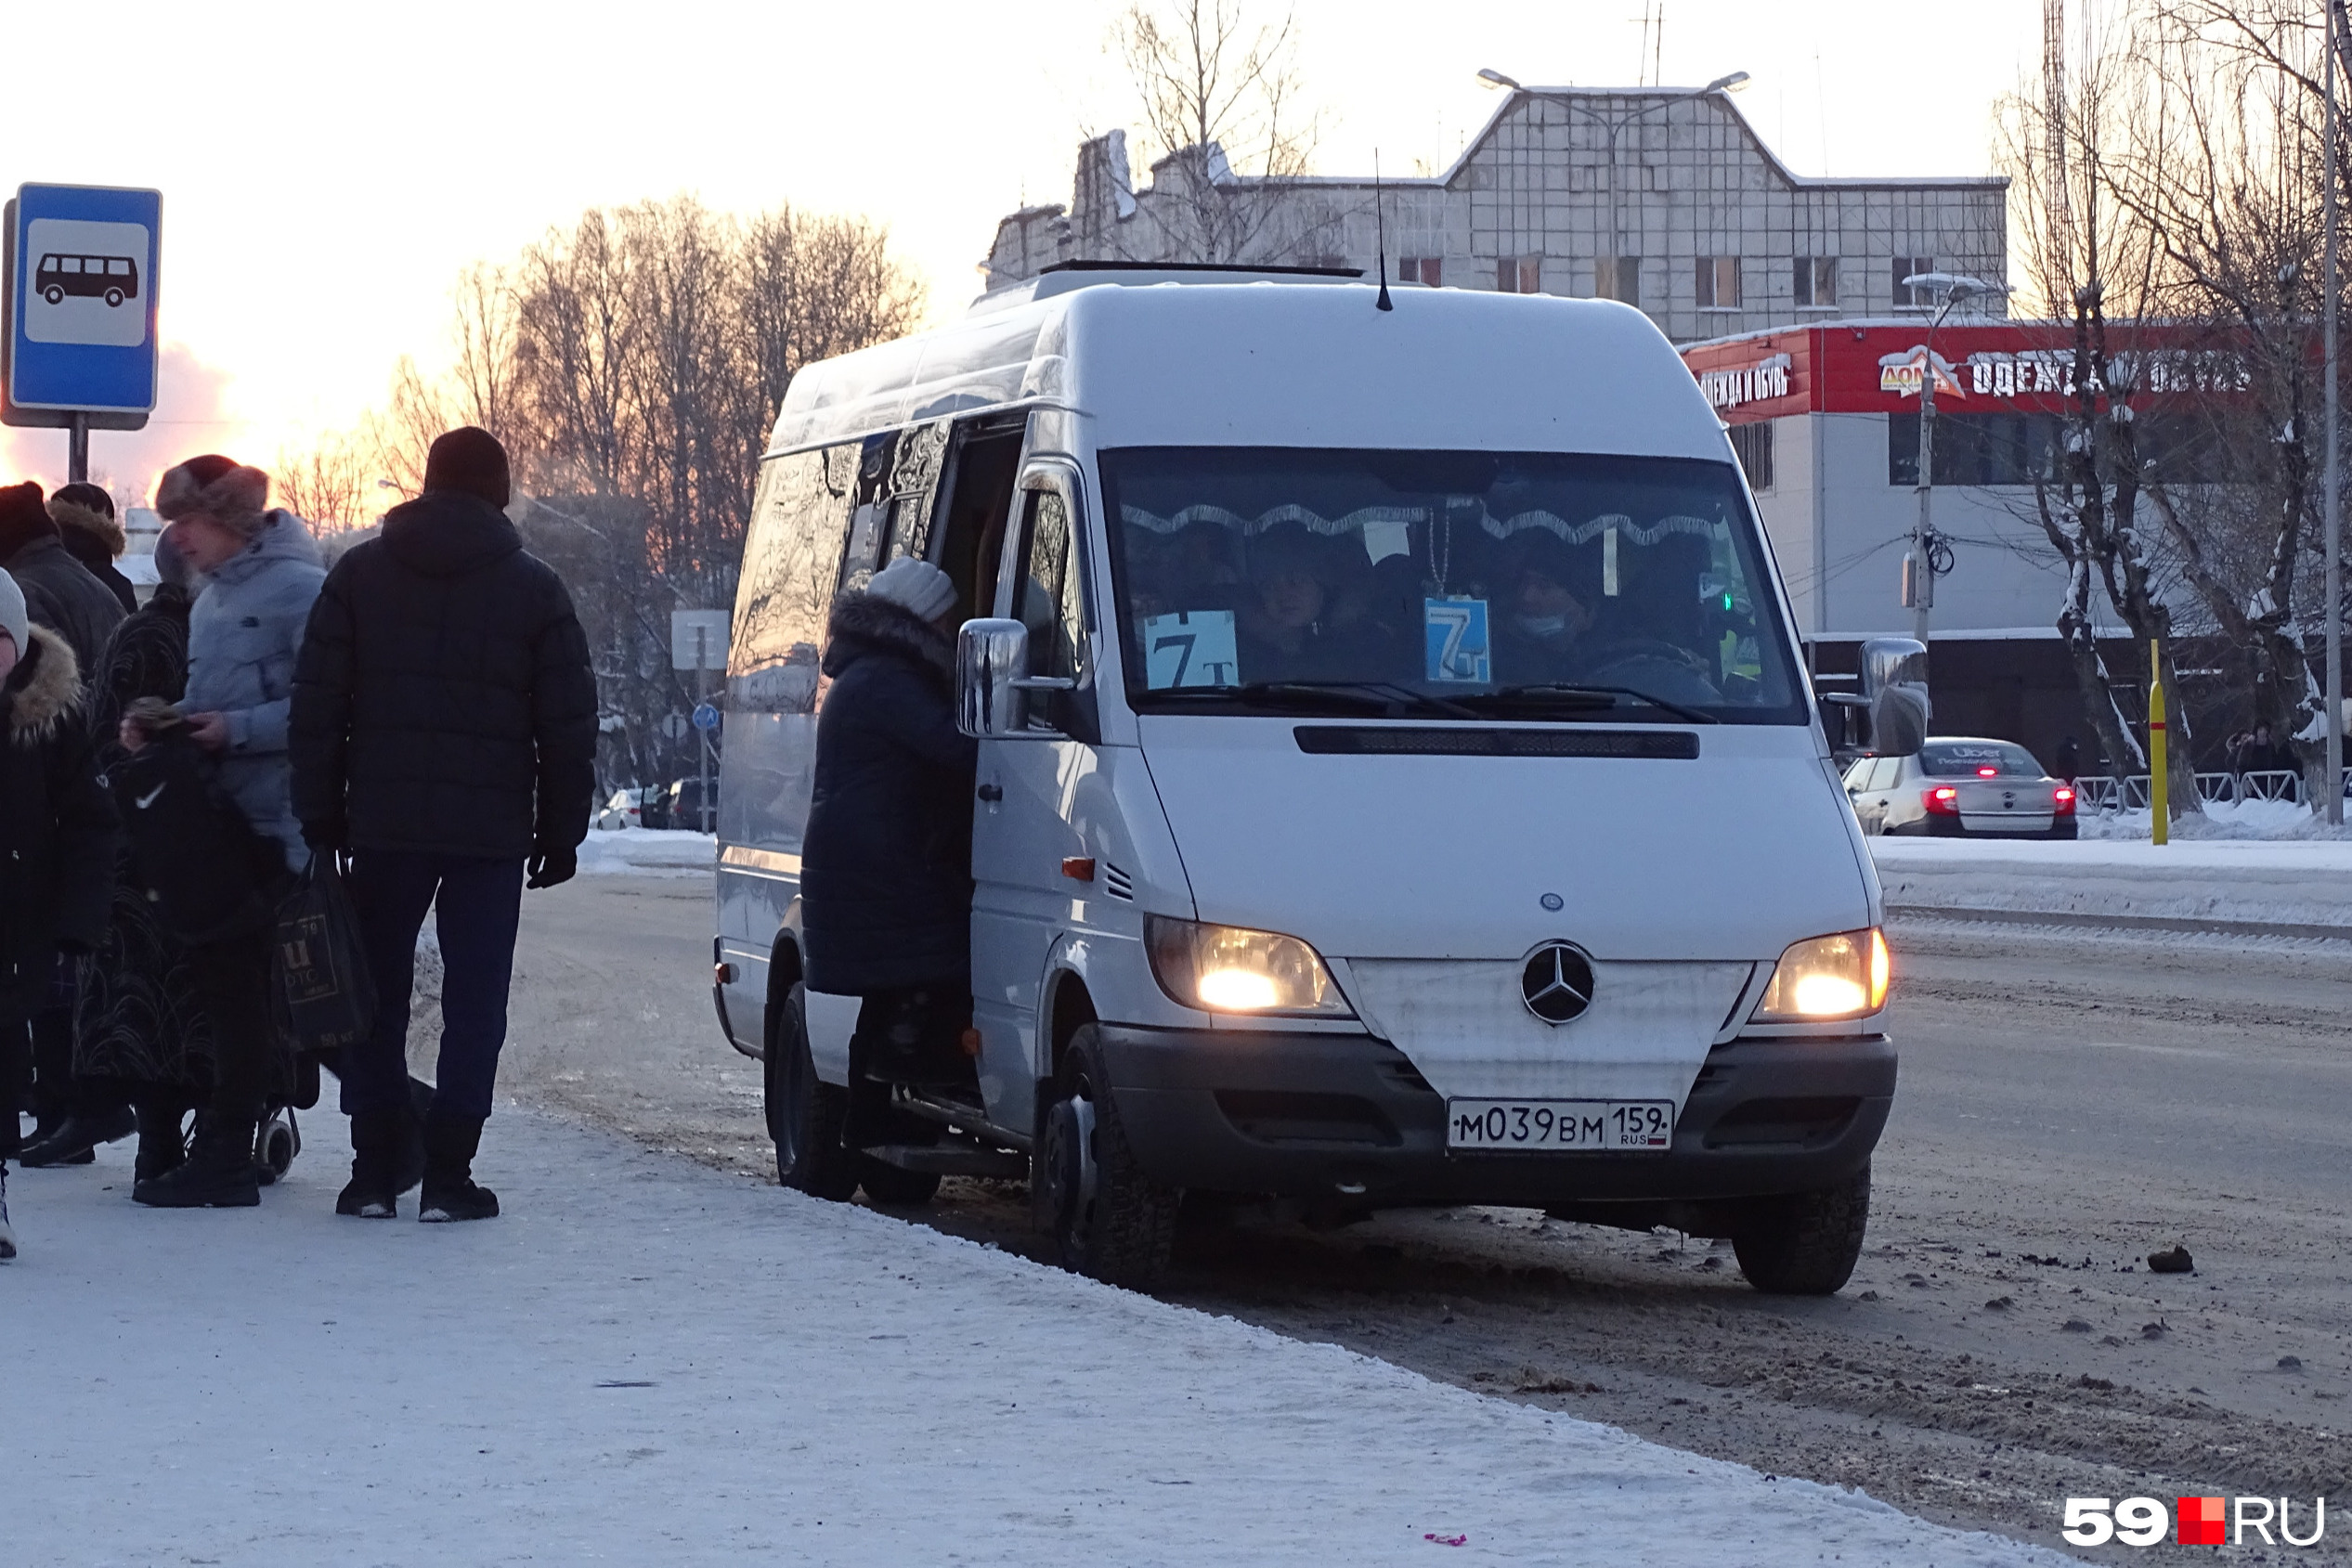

{"left": 1843, "top": 737, "right": 2076, "bottom": 838}
{"left": 643, "top": 777, "right": 715, "bottom": 833}
{"left": 712, "top": 269, "right": 1929, "bottom": 1298}
{"left": 595, "top": 788, "right": 644, "bottom": 832}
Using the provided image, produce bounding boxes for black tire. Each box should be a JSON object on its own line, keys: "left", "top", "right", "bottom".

{"left": 1037, "top": 1025, "right": 1179, "bottom": 1288}
{"left": 1731, "top": 1163, "right": 1871, "bottom": 1295}
{"left": 767, "top": 981, "right": 859, "bottom": 1200}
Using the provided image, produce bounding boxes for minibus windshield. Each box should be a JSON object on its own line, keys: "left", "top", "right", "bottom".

{"left": 1099, "top": 447, "right": 1805, "bottom": 724}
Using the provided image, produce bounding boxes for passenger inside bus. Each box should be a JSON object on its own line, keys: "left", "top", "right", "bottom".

{"left": 1234, "top": 524, "right": 1360, "bottom": 682}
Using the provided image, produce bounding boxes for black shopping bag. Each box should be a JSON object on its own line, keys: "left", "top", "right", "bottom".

{"left": 275, "top": 856, "right": 378, "bottom": 1057}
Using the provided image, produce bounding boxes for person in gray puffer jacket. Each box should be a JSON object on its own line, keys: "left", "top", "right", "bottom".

{"left": 161, "top": 456, "right": 325, "bottom": 872}
{"left": 116, "top": 456, "right": 322, "bottom": 1209}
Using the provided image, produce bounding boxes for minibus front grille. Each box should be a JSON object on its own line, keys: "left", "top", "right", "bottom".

{"left": 1293, "top": 727, "right": 1699, "bottom": 760}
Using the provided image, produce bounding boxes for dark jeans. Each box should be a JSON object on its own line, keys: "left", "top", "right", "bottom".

{"left": 184, "top": 931, "right": 276, "bottom": 1123}
{"left": 343, "top": 850, "right": 525, "bottom": 1123}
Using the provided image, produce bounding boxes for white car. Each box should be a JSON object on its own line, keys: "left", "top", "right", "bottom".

{"left": 1843, "top": 737, "right": 2077, "bottom": 838}
{"left": 594, "top": 788, "right": 644, "bottom": 832}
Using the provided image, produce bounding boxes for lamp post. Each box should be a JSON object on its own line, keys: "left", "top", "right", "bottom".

{"left": 2324, "top": 0, "right": 2345, "bottom": 823}
{"left": 1476, "top": 70, "right": 1748, "bottom": 304}
{"left": 1898, "top": 271, "right": 2009, "bottom": 654}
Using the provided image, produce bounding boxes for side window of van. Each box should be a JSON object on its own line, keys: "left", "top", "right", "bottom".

{"left": 729, "top": 444, "right": 855, "bottom": 714}
{"left": 1868, "top": 756, "right": 1902, "bottom": 791}
{"left": 1015, "top": 486, "right": 1086, "bottom": 684}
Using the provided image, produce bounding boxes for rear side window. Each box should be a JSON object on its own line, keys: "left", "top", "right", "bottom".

{"left": 730, "top": 444, "right": 855, "bottom": 714}
{"left": 1919, "top": 741, "right": 2041, "bottom": 777}
{"left": 1868, "top": 756, "right": 1902, "bottom": 791}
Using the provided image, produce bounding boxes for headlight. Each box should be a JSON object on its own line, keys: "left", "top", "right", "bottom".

{"left": 1145, "top": 916, "right": 1354, "bottom": 1016}
{"left": 1752, "top": 928, "right": 1890, "bottom": 1021}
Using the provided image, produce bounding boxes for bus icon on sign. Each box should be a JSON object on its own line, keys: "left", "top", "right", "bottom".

{"left": 37, "top": 253, "right": 139, "bottom": 308}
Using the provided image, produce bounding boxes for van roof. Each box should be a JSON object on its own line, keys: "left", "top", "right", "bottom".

{"left": 765, "top": 279, "right": 1728, "bottom": 463}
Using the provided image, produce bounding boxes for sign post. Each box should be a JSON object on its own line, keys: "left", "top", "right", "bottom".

{"left": 3, "top": 184, "right": 163, "bottom": 482}
{"left": 671, "top": 609, "right": 730, "bottom": 835}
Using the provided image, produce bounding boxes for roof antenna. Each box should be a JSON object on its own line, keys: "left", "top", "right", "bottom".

{"left": 1374, "top": 149, "right": 1395, "bottom": 312}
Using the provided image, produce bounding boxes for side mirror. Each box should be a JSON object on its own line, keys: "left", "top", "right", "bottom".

{"left": 956, "top": 617, "right": 1073, "bottom": 740}
{"left": 1859, "top": 636, "right": 1930, "bottom": 758}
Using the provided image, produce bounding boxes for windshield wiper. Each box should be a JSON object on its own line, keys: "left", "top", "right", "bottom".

{"left": 1141, "top": 680, "right": 1480, "bottom": 719}
{"left": 1474, "top": 682, "right": 1720, "bottom": 725}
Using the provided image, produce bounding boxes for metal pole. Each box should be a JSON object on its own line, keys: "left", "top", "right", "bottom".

{"left": 2326, "top": 0, "right": 2346, "bottom": 824}
{"left": 2150, "top": 637, "right": 2170, "bottom": 844}
{"left": 696, "top": 633, "right": 713, "bottom": 835}
{"left": 1912, "top": 320, "right": 1938, "bottom": 651}
{"left": 68, "top": 411, "right": 88, "bottom": 485}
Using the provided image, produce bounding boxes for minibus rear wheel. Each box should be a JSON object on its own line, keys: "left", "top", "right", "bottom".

{"left": 1040, "top": 1027, "right": 1178, "bottom": 1289}
{"left": 1729, "top": 1163, "right": 1871, "bottom": 1295}
{"left": 769, "top": 982, "right": 860, "bottom": 1201}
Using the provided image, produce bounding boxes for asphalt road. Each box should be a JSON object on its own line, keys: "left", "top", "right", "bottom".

{"left": 496, "top": 877, "right": 2352, "bottom": 1563}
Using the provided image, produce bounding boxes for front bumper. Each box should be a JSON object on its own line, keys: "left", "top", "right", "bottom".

{"left": 1097, "top": 1025, "right": 1894, "bottom": 1210}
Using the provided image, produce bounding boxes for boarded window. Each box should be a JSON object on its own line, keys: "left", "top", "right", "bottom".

{"left": 1696, "top": 256, "right": 1742, "bottom": 309}
{"left": 1794, "top": 257, "right": 1838, "bottom": 307}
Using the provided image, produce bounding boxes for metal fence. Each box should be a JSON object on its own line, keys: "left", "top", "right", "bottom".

{"left": 2072, "top": 768, "right": 2350, "bottom": 810}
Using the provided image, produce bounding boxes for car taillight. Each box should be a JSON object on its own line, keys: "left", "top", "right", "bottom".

{"left": 1922, "top": 785, "right": 1960, "bottom": 814}
{"left": 2053, "top": 786, "right": 2076, "bottom": 815}
{"left": 1977, "top": 766, "right": 1998, "bottom": 777}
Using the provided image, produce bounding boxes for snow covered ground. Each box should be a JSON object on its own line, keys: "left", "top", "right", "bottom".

{"left": 8, "top": 1111, "right": 2067, "bottom": 1567}
{"left": 576, "top": 827, "right": 715, "bottom": 877}
{"left": 1873, "top": 833, "right": 2352, "bottom": 930}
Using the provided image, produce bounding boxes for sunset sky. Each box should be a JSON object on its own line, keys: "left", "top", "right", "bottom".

{"left": 4, "top": 0, "right": 2045, "bottom": 508}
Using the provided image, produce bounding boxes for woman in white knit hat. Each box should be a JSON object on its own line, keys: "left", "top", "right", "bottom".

{"left": 796, "top": 557, "right": 977, "bottom": 1187}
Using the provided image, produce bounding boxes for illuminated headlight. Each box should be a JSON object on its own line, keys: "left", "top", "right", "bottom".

{"left": 1145, "top": 916, "right": 1354, "bottom": 1016}
{"left": 1752, "top": 928, "right": 1891, "bottom": 1021}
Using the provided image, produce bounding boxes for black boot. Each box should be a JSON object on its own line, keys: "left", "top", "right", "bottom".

{"left": 336, "top": 1108, "right": 408, "bottom": 1218}
{"left": 132, "top": 1115, "right": 261, "bottom": 1209}
{"left": 132, "top": 1096, "right": 188, "bottom": 1184}
{"left": 418, "top": 1109, "right": 498, "bottom": 1223}
{"left": 19, "top": 1105, "right": 137, "bottom": 1168}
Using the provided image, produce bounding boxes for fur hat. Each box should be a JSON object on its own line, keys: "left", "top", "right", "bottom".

{"left": 155, "top": 455, "right": 270, "bottom": 535}
{"left": 422, "top": 426, "right": 512, "bottom": 508}
{"left": 865, "top": 557, "right": 956, "bottom": 625}
{"left": 0, "top": 566, "right": 26, "bottom": 657}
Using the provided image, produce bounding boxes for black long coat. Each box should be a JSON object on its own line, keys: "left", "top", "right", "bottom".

{"left": 288, "top": 490, "right": 599, "bottom": 860}
{"left": 799, "top": 593, "right": 978, "bottom": 994}
{"left": 0, "top": 628, "right": 116, "bottom": 1008}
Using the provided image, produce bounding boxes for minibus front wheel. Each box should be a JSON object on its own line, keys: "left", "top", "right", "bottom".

{"left": 1729, "top": 1162, "right": 1871, "bottom": 1295}
{"left": 1038, "top": 1026, "right": 1179, "bottom": 1289}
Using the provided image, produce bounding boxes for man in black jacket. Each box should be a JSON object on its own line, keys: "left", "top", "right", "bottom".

{"left": 290, "top": 429, "right": 597, "bottom": 1223}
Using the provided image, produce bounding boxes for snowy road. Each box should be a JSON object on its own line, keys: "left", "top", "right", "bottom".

{"left": 9, "top": 1112, "right": 2064, "bottom": 1567}
{"left": 450, "top": 874, "right": 2352, "bottom": 1562}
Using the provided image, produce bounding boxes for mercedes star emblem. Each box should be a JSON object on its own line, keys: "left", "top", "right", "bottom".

{"left": 1520, "top": 942, "right": 1595, "bottom": 1025}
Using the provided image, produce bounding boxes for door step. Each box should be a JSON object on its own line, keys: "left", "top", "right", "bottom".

{"left": 861, "top": 1144, "right": 1029, "bottom": 1179}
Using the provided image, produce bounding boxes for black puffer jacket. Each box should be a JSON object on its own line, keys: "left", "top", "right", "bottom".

{"left": 0, "top": 627, "right": 116, "bottom": 1000}
{"left": 288, "top": 490, "right": 598, "bottom": 860}
{"left": 1, "top": 521, "right": 127, "bottom": 676}
{"left": 800, "top": 593, "right": 979, "bottom": 994}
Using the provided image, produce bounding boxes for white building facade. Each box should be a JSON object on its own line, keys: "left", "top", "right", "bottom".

{"left": 983, "top": 84, "right": 2009, "bottom": 345}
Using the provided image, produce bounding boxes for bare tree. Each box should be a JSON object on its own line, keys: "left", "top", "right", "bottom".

{"left": 1105, "top": 0, "right": 1327, "bottom": 264}
{"left": 273, "top": 431, "right": 378, "bottom": 533}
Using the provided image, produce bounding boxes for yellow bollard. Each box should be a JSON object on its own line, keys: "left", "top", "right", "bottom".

{"left": 2149, "top": 638, "right": 2168, "bottom": 847}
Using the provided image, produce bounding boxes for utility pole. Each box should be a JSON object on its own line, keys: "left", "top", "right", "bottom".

{"left": 1910, "top": 353, "right": 1940, "bottom": 649}
{"left": 2326, "top": 0, "right": 2346, "bottom": 823}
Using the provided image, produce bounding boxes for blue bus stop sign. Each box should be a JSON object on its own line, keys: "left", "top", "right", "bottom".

{"left": 2, "top": 183, "right": 162, "bottom": 430}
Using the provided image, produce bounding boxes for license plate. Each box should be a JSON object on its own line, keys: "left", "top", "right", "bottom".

{"left": 1445, "top": 1098, "right": 1676, "bottom": 1153}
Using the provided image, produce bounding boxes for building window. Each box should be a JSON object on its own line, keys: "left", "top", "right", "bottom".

{"left": 1794, "top": 257, "right": 1838, "bottom": 308}
{"left": 1696, "top": 256, "right": 1742, "bottom": 309}
{"left": 1728, "top": 421, "right": 1775, "bottom": 491}
{"left": 1495, "top": 256, "right": 1542, "bottom": 293}
{"left": 1596, "top": 256, "right": 1641, "bottom": 306}
{"left": 1891, "top": 256, "right": 1935, "bottom": 307}
{"left": 1397, "top": 256, "right": 1442, "bottom": 287}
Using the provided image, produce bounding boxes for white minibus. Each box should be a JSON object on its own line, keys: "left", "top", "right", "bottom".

{"left": 712, "top": 266, "right": 1925, "bottom": 1293}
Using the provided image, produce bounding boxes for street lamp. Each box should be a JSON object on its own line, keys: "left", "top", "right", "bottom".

{"left": 1898, "top": 271, "right": 2010, "bottom": 654}
{"left": 1475, "top": 70, "right": 1748, "bottom": 307}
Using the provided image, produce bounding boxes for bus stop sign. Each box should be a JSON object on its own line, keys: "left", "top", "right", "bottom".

{"left": 2, "top": 183, "right": 162, "bottom": 430}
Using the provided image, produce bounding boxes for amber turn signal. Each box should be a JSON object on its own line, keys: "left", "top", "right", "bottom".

{"left": 1061, "top": 857, "right": 1097, "bottom": 882}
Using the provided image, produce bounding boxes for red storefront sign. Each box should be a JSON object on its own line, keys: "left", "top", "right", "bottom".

{"left": 1681, "top": 322, "right": 2240, "bottom": 424}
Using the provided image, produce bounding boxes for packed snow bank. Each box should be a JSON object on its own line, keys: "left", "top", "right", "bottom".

{"left": 7, "top": 1113, "right": 2065, "bottom": 1567}
{"left": 1873, "top": 836, "right": 2352, "bottom": 931}
{"left": 576, "top": 827, "right": 713, "bottom": 877}
{"left": 2080, "top": 797, "right": 2352, "bottom": 843}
